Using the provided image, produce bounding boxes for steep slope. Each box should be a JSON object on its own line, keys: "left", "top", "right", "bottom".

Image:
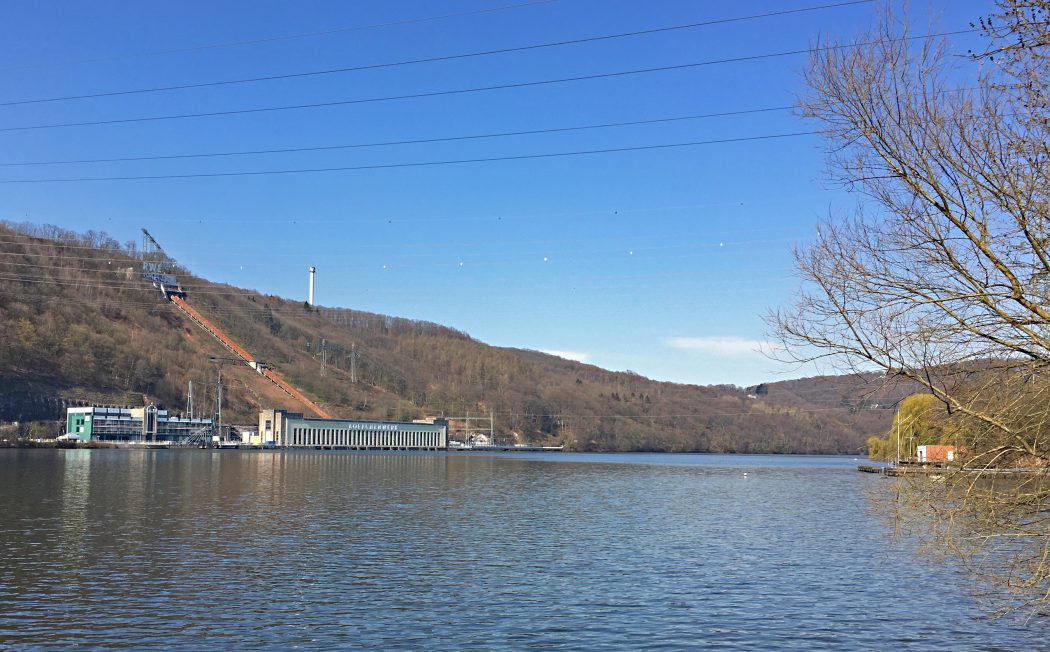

{"left": 0, "top": 222, "right": 898, "bottom": 453}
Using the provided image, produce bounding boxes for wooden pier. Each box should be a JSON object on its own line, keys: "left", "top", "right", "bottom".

{"left": 857, "top": 464, "right": 945, "bottom": 476}
{"left": 859, "top": 464, "right": 1045, "bottom": 477}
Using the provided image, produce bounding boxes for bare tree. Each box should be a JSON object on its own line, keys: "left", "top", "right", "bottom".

{"left": 771, "top": 1, "right": 1050, "bottom": 613}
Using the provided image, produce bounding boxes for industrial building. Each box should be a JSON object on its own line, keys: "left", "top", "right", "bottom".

{"left": 66, "top": 406, "right": 212, "bottom": 443}
{"left": 258, "top": 409, "right": 448, "bottom": 450}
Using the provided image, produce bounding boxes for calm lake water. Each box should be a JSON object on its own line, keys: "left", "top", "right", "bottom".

{"left": 0, "top": 449, "right": 1045, "bottom": 649}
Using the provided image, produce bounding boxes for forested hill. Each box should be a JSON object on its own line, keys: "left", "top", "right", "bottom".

{"left": 0, "top": 222, "right": 908, "bottom": 453}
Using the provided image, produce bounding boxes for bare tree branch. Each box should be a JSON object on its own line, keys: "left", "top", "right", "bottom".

{"left": 772, "top": 1, "right": 1050, "bottom": 615}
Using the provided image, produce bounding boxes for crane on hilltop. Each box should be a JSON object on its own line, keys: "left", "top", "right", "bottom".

{"left": 139, "top": 228, "right": 331, "bottom": 419}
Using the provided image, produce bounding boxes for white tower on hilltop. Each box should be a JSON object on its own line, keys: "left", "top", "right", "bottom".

{"left": 308, "top": 266, "right": 316, "bottom": 306}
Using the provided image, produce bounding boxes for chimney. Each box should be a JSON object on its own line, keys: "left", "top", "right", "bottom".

{"left": 308, "top": 266, "right": 316, "bottom": 306}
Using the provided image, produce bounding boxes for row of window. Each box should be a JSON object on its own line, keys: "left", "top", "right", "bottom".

{"left": 287, "top": 427, "right": 444, "bottom": 448}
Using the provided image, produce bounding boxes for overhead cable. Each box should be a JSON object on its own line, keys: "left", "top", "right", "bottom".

{"left": 0, "top": 1, "right": 873, "bottom": 106}
{"left": 0, "top": 131, "right": 816, "bottom": 183}
{"left": 0, "top": 107, "right": 790, "bottom": 167}
{"left": 0, "top": 0, "right": 560, "bottom": 73}
{"left": 0, "top": 30, "right": 974, "bottom": 134}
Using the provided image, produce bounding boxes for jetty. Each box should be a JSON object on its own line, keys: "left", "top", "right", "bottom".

{"left": 858, "top": 464, "right": 1045, "bottom": 477}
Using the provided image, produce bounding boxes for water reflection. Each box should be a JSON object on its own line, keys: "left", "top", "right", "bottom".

{"left": 58, "top": 449, "right": 90, "bottom": 555}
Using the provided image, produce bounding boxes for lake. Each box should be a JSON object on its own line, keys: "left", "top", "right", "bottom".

{"left": 0, "top": 449, "right": 1044, "bottom": 649}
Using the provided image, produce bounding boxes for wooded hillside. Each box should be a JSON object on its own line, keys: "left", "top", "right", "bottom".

{"left": 0, "top": 222, "right": 907, "bottom": 453}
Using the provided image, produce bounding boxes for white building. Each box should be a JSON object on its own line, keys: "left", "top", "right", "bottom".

{"left": 258, "top": 409, "right": 447, "bottom": 450}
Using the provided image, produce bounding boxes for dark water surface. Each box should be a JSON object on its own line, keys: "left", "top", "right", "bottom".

{"left": 0, "top": 449, "right": 1044, "bottom": 649}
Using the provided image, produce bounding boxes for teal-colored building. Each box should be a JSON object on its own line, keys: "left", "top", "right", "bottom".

{"left": 66, "top": 406, "right": 212, "bottom": 443}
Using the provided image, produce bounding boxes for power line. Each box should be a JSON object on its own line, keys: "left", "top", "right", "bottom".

{"left": 0, "top": 199, "right": 822, "bottom": 260}
{"left": 0, "top": 269, "right": 799, "bottom": 304}
{"left": 0, "top": 0, "right": 560, "bottom": 73}
{"left": 0, "top": 30, "right": 975, "bottom": 134}
{"left": 0, "top": 243, "right": 798, "bottom": 280}
{"left": 0, "top": 271, "right": 368, "bottom": 302}
{"left": 39, "top": 194, "right": 827, "bottom": 227}
{"left": 0, "top": 241, "right": 142, "bottom": 255}
{"left": 0, "top": 107, "right": 790, "bottom": 167}
{"left": 0, "top": 1, "right": 873, "bottom": 107}
{"left": 0, "top": 237, "right": 802, "bottom": 265}
{"left": 0, "top": 56, "right": 810, "bottom": 133}
{"left": 0, "top": 233, "right": 791, "bottom": 257}
{"left": 0, "top": 224, "right": 796, "bottom": 279}
{"left": 0, "top": 277, "right": 903, "bottom": 414}
{"left": 0, "top": 234, "right": 800, "bottom": 285}
{"left": 0, "top": 230, "right": 803, "bottom": 294}
{"left": 0, "top": 131, "right": 816, "bottom": 184}
{"left": 0, "top": 256, "right": 803, "bottom": 322}
{"left": 0, "top": 282, "right": 897, "bottom": 408}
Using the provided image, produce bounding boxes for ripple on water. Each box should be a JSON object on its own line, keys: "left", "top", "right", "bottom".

{"left": 0, "top": 449, "right": 1045, "bottom": 649}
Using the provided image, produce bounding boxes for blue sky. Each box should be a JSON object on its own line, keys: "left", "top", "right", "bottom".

{"left": 0, "top": 0, "right": 991, "bottom": 386}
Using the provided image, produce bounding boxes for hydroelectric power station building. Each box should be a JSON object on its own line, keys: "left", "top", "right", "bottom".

{"left": 66, "top": 406, "right": 212, "bottom": 443}
{"left": 63, "top": 406, "right": 447, "bottom": 449}
{"left": 259, "top": 410, "right": 448, "bottom": 450}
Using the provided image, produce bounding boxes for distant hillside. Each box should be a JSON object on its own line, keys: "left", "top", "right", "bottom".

{"left": 747, "top": 373, "right": 922, "bottom": 443}
{"left": 0, "top": 222, "right": 912, "bottom": 453}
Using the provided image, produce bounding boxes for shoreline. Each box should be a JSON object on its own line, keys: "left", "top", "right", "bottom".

{"left": 0, "top": 440, "right": 867, "bottom": 456}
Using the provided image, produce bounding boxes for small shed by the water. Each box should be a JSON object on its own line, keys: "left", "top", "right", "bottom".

{"left": 917, "top": 445, "right": 956, "bottom": 464}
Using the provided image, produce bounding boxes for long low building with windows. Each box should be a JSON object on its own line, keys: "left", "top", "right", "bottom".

{"left": 258, "top": 409, "right": 448, "bottom": 450}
